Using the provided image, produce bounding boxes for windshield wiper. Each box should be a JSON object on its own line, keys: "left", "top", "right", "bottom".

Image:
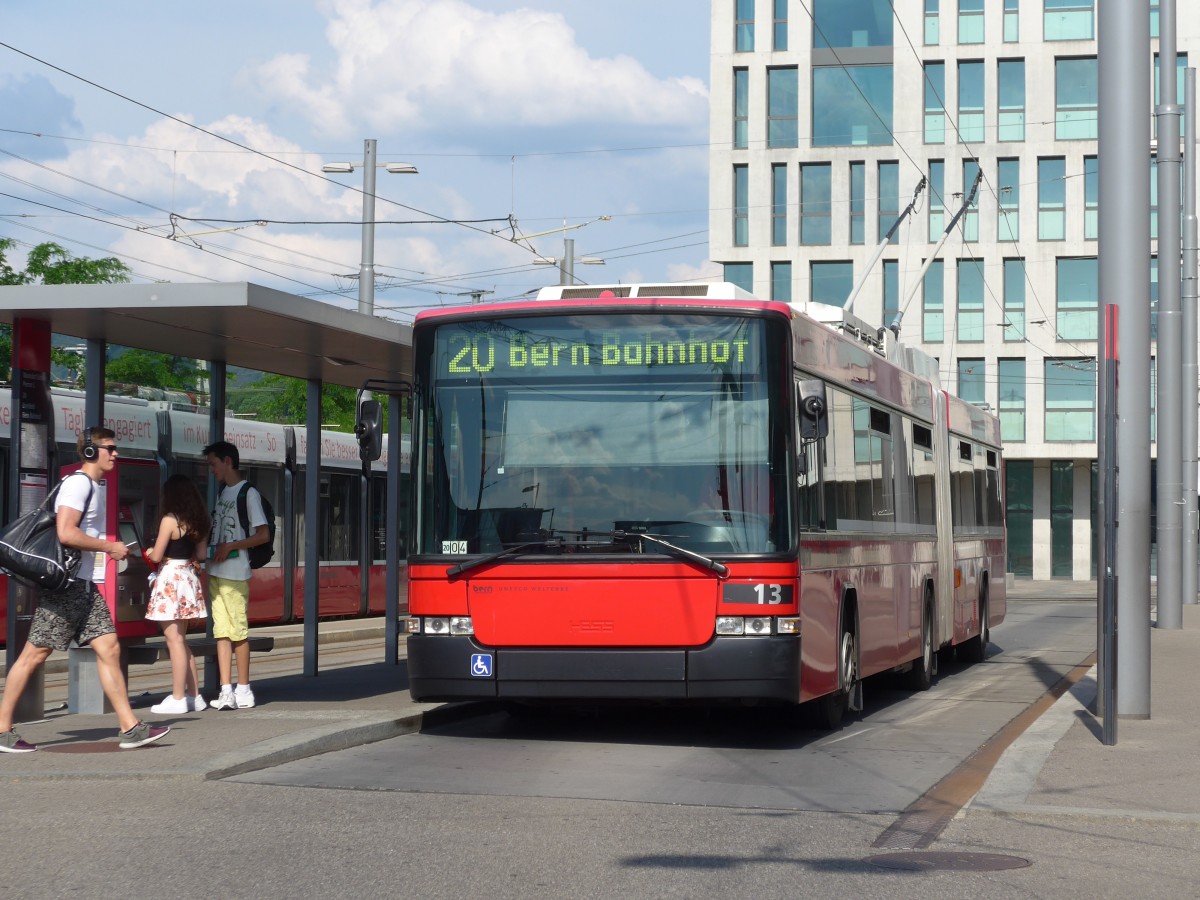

{"left": 446, "top": 538, "right": 561, "bottom": 578}
{"left": 610, "top": 529, "right": 729, "bottom": 578}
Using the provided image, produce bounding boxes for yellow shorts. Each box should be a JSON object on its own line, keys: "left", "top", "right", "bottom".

{"left": 209, "top": 576, "right": 250, "bottom": 642}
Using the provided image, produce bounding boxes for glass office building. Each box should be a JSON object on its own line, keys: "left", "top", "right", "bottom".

{"left": 709, "top": 0, "right": 1196, "bottom": 580}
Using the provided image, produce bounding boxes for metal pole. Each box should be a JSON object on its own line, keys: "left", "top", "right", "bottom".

{"left": 304, "top": 378, "right": 322, "bottom": 676}
{"left": 385, "top": 392, "right": 402, "bottom": 665}
{"left": 1183, "top": 68, "right": 1198, "bottom": 606}
{"left": 1099, "top": 0, "right": 1151, "bottom": 717}
{"left": 562, "top": 238, "right": 575, "bottom": 286}
{"left": 1157, "top": 0, "right": 1183, "bottom": 629}
{"left": 359, "top": 138, "right": 377, "bottom": 317}
{"left": 204, "top": 359, "right": 226, "bottom": 697}
{"left": 1101, "top": 303, "right": 1119, "bottom": 746}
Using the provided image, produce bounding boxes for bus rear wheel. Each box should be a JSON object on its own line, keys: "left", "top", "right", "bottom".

{"left": 961, "top": 589, "right": 990, "bottom": 665}
{"left": 905, "top": 598, "right": 935, "bottom": 691}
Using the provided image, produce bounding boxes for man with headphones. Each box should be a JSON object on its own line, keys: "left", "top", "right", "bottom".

{"left": 0, "top": 426, "right": 171, "bottom": 753}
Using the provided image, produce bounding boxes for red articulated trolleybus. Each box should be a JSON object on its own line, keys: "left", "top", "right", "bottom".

{"left": 401, "top": 283, "right": 1005, "bottom": 727}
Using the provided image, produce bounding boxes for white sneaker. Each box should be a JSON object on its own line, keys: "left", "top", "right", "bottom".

{"left": 188, "top": 694, "right": 207, "bottom": 712}
{"left": 211, "top": 689, "right": 237, "bottom": 711}
{"left": 150, "top": 695, "right": 189, "bottom": 715}
{"left": 233, "top": 686, "right": 256, "bottom": 709}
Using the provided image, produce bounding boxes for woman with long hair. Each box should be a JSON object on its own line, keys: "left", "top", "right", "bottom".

{"left": 144, "top": 474, "right": 210, "bottom": 714}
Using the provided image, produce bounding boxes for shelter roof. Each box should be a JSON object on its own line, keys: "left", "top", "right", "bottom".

{"left": 0, "top": 282, "right": 412, "bottom": 388}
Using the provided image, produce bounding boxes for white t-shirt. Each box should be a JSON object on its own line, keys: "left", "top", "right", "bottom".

{"left": 55, "top": 471, "right": 104, "bottom": 583}
{"left": 207, "top": 480, "right": 267, "bottom": 582}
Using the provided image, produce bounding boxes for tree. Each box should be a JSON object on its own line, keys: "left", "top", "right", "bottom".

{"left": 0, "top": 239, "right": 132, "bottom": 381}
{"left": 228, "top": 374, "right": 359, "bottom": 432}
{"left": 106, "top": 349, "right": 202, "bottom": 393}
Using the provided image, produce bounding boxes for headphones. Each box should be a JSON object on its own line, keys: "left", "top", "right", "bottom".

{"left": 82, "top": 428, "right": 98, "bottom": 461}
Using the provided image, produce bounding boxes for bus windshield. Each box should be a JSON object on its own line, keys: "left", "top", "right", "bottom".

{"left": 416, "top": 312, "right": 790, "bottom": 557}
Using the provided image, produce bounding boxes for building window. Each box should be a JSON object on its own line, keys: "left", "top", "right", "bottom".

{"left": 923, "top": 259, "right": 945, "bottom": 342}
{"left": 1038, "top": 157, "right": 1066, "bottom": 240}
{"left": 813, "top": 0, "right": 894, "bottom": 48}
{"left": 1050, "top": 460, "right": 1075, "bottom": 577}
{"left": 958, "top": 0, "right": 984, "bottom": 43}
{"left": 733, "top": 68, "right": 749, "bottom": 150}
{"left": 1057, "top": 257, "right": 1098, "bottom": 341}
{"left": 958, "top": 358, "right": 985, "bottom": 404}
{"left": 957, "top": 259, "right": 985, "bottom": 342}
{"left": 773, "top": 0, "right": 788, "bottom": 50}
{"left": 734, "top": 164, "right": 749, "bottom": 247}
{"left": 926, "top": 0, "right": 940, "bottom": 44}
{"left": 736, "top": 0, "right": 755, "bottom": 51}
{"left": 812, "top": 66, "right": 894, "bottom": 146}
{"left": 811, "top": 261, "right": 853, "bottom": 307}
{"left": 1055, "top": 56, "right": 1098, "bottom": 140}
{"left": 1044, "top": 0, "right": 1094, "bottom": 41}
{"left": 1045, "top": 358, "right": 1096, "bottom": 442}
{"left": 1006, "top": 459, "right": 1033, "bottom": 575}
{"left": 998, "top": 358, "right": 1026, "bottom": 442}
{"left": 962, "top": 159, "right": 980, "bottom": 242}
{"left": 928, "top": 159, "right": 945, "bottom": 241}
{"left": 725, "top": 262, "right": 753, "bottom": 293}
{"left": 998, "top": 158, "right": 1020, "bottom": 242}
{"left": 768, "top": 67, "right": 799, "bottom": 148}
{"left": 958, "top": 61, "right": 985, "bottom": 143}
{"left": 1004, "top": 0, "right": 1019, "bottom": 41}
{"left": 850, "top": 161, "right": 865, "bottom": 244}
{"left": 1004, "top": 258, "right": 1026, "bottom": 342}
{"left": 998, "top": 60, "right": 1025, "bottom": 141}
{"left": 771, "top": 261, "right": 792, "bottom": 302}
{"left": 800, "top": 163, "right": 832, "bottom": 245}
{"left": 924, "top": 62, "right": 946, "bottom": 143}
{"left": 772, "top": 164, "right": 788, "bottom": 246}
{"left": 1084, "top": 156, "right": 1097, "bottom": 240}
{"left": 883, "top": 259, "right": 899, "bottom": 325}
{"left": 878, "top": 161, "right": 899, "bottom": 244}
{"left": 1151, "top": 256, "right": 1159, "bottom": 341}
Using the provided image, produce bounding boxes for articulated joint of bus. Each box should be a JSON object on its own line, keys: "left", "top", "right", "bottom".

{"left": 403, "top": 616, "right": 802, "bottom": 638}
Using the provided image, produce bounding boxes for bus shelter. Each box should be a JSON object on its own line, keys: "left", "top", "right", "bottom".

{"left": 1, "top": 281, "right": 413, "bottom": 700}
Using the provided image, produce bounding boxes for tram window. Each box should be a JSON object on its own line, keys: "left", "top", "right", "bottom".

{"left": 370, "top": 472, "right": 410, "bottom": 561}
{"left": 985, "top": 453, "right": 1004, "bottom": 528}
{"left": 951, "top": 441, "right": 976, "bottom": 529}
{"left": 973, "top": 445, "right": 989, "bottom": 528}
{"left": 320, "top": 472, "right": 359, "bottom": 562}
{"left": 913, "top": 438, "right": 937, "bottom": 527}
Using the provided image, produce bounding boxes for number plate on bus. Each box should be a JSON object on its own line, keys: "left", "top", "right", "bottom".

{"left": 722, "top": 583, "right": 794, "bottom": 605}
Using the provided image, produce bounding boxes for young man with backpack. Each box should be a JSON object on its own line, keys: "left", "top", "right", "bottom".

{"left": 203, "top": 440, "right": 272, "bottom": 711}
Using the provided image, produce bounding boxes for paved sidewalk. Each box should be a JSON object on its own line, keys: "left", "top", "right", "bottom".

{"left": 973, "top": 580, "right": 1200, "bottom": 826}
{"left": 5, "top": 579, "right": 1196, "bottom": 836}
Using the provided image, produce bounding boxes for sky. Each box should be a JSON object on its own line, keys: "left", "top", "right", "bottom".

{"left": 0, "top": 0, "right": 716, "bottom": 325}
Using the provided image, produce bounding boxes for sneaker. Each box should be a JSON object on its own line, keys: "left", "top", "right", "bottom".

{"left": 0, "top": 729, "right": 37, "bottom": 753}
{"left": 150, "top": 695, "right": 189, "bottom": 715}
{"left": 188, "top": 694, "right": 207, "bottom": 712}
{"left": 233, "top": 686, "right": 256, "bottom": 709}
{"left": 210, "top": 689, "right": 237, "bottom": 711}
{"left": 118, "top": 721, "right": 170, "bottom": 750}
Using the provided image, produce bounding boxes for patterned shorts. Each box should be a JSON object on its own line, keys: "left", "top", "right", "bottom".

{"left": 28, "top": 580, "right": 115, "bottom": 651}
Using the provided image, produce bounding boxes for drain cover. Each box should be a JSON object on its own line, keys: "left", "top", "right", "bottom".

{"left": 869, "top": 851, "right": 1031, "bottom": 872}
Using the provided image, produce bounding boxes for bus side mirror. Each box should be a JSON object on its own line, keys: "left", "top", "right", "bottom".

{"left": 798, "top": 380, "right": 828, "bottom": 441}
{"left": 355, "top": 399, "right": 383, "bottom": 461}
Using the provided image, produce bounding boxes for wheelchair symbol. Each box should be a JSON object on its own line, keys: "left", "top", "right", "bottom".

{"left": 471, "top": 654, "right": 492, "bottom": 677}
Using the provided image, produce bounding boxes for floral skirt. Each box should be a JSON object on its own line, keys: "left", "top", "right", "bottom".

{"left": 145, "top": 559, "right": 207, "bottom": 622}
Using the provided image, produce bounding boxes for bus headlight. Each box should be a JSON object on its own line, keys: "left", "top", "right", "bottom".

{"left": 449, "top": 617, "right": 474, "bottom": 635}
{"left": 424, "top": 617, "right": 450, "bottom": 634}
{"left": 715, "top": 616, "right": 801, "bottom": 636}
{"left": 402, "top": 617, "right": 421, "bottom": 634}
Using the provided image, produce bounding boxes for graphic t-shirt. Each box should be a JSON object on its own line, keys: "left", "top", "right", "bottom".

{"left": 207, "top": 480, "right": 266, "bottom": 582}
{"left": 55, "top": 472, "right": 105, "bottom": 583}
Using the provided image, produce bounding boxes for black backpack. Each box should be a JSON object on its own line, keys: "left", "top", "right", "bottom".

{"left": 236, "top": 482, "right": 276, "bottom": 569}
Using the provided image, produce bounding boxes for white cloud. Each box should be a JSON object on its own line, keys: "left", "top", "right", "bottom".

{"left": 253, "top": 0, "right": 708, "bottom": 139}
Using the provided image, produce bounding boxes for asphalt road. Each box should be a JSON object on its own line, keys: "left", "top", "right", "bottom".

{"left": 10, "top": 599, "right": 1192, "bottom": 898}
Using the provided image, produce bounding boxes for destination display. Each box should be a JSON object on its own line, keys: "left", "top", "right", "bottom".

{"left": 432, "top": 315, "right": 765, "bottom": 378}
